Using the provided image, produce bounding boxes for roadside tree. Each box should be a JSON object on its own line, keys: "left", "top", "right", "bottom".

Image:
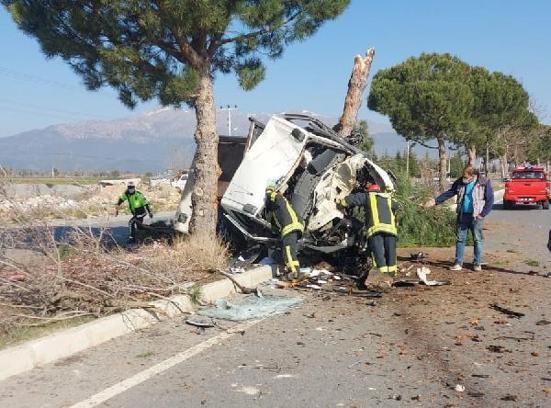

{"left": 353, "top": 120, "right": 374, "bottom": 154}
{"left": 468, "top": 68, "right": 537, "bottom": 174}
{"left": 368, "top": 53, "right": 473, "bottom": 190}
{"left": 3, "top": 0, "right": 349, "bottom": 233}
{"left": 526, "top": 124, "right": 551, "bottom": 166}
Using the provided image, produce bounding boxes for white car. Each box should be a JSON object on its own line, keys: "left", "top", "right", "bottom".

{"left": 170, "top": 173, "right": 188, "bottom": 191}
{"left": 175, "top": 114, "right": 395, "bottom": 266}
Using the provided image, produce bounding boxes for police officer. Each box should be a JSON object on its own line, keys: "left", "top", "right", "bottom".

{"left": 265, "top": 182, "right": 304, "bottom": 280}
{"left": 115, "top": 182, "right": 153, "bottom": 242}
{"left": 337, "top": 182, "right": 398, "bottom": 287}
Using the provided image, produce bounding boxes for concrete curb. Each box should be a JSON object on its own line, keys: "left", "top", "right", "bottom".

{"left": 0, "top": 265, "right": 275, "bottom": 382}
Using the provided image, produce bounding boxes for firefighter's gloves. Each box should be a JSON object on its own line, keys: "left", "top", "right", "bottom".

{"left": 149, "top": 212, "right": 154, "bottom": 219}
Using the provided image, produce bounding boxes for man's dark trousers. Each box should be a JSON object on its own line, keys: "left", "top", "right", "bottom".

{"left": 129, "top": 206, "right": 147, "bottom": 239}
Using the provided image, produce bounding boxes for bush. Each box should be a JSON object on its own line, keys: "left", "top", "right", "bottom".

{"left": 392, "top": 172, "right": 457, "bottom": 247}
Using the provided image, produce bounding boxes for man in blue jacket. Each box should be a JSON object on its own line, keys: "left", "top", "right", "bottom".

{"left": 425, "top": 165, "right": 494, "bottom": 271}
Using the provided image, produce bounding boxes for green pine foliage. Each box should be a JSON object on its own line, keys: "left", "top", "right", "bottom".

{"left": 392, "top": 173, "right": 456, "bottom": 247}
{"left": 3, "top": 0, "right": 350, "bottom": 108}
{"left": 354, "top": 120, "right": 374, "bottom": 153}
{"left": 449, "top": 153, "right": 466, "bottom": 179}
{"left": 375, "top": 150, "right": 421, "bottom": 178}
{"left": 367, "top": 52, "right": 537, "bottom": 187}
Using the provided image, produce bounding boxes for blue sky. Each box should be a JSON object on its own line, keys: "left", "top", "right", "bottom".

{"left": 1, "top": 0, "right": 550, "bottom": 137}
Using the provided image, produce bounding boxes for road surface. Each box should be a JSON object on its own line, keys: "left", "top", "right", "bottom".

{"left": 0, "top": 204, "right": 550, "bottom": 407}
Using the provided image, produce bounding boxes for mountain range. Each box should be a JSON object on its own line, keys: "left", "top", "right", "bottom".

{"left": 0, "top": 108, "right": 411, "bottom": 172}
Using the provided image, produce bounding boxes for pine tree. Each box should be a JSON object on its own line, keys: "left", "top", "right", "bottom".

{"left": 368, "top": 53, "right": 473, "bottom": 191}
{"left": 3, "top": 0, "right": 350, "bottom": 233}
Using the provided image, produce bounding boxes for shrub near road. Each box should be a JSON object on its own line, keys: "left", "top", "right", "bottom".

{"left": 393, "top": 173, "right": 457, "bottom": 247}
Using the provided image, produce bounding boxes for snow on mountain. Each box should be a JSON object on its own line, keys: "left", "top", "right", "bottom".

{"left": 0, "top": 107, "right": 409, "bottom": 172}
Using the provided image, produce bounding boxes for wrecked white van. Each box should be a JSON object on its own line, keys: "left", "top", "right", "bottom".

{"left": 175, "top": 113, "right": 395, "bottom": 265}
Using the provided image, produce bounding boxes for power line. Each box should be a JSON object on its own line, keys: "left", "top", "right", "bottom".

{"left": 0, "top": 65, "right": 118, "bottom": 100}
{"left": 0, "top": 104, "right": 95, "bottom": 122}
{"left": 0, "top": 97, "right": 110, "bottom": 120}
{"left": 0, "top": 65, "right": 81, "bottom": 91}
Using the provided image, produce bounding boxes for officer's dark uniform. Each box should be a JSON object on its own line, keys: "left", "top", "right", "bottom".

{"left": 338, "top": 189, "right": 398, "bottom": 275}
{"left": 117, "top": 188, "right": 152, "bottom": 241}
{"left": 265, "top": 187, "right": 304, "bottom": 278}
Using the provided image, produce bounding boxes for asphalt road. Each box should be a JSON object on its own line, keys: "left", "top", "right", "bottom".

{"left": 51, "top": 211, "right": 176, "bottom": 244}
{"left": 1, "top": 211, "right": 175, "bottom": 249}
{"left": 1, "top": 203, "right": 550, "bottom": 408}
{"left": 485, "top": 201, "right": 551, "bottom": 271}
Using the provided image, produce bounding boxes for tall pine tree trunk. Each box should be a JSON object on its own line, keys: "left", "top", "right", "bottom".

{"left": 467, "top": 144, "right": 476, "bottom": 166}
{"left": 437, "top": 137, "right": 448, "bottom": 191}
{"left": 188, "top": 71, "right": 220, "bottom": 234}
{"left": 336, "top": 48, "right": 375, "bottom": 138}
{"left": 484, "top": 144, "right": 490, "bottom": 177}
{"left": 500, "top": 151, "right": 508, "bottom": 179}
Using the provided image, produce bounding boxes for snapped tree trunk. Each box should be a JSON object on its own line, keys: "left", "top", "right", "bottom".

{"left": 336, "top": 48, "right": 375, "bottom": 138}
{"left": 467, "top": 144, "right": 476, "bottom": 166}
{"left": 189, "top": 71, "right": 220, "bottom": 234}
{"left": 437, "top": 137, "right": 448, "bottom": 191}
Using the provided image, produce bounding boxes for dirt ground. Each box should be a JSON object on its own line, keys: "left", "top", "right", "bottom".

{"left": 0, "top": 182, "right": 181, "bottom": 221}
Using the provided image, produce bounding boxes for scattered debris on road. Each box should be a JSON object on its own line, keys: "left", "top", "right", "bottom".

{"left": 454, "top": 384, "right": 465, "bottom": 393}
{"left": 410, "top": 252, "right": 429, "bottom": 261}
{"left": 490, "top": 303, "right": 525, "bottom": 318}
{"left": 185, "top": 316, "right": 215, "bottom": 328}
{"left": 416, "top": 266, "right": 450, "bottom": 286}
{"left": 218, "top": 269, "right": 262, "bottom": 296}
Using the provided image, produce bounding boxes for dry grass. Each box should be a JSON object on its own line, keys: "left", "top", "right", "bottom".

{"left": 169, "top": 231, "right": 230, "bottom": 272}
{"left": 0, "top": 184, "right": 229, "bottom": 344}
{"left": 0, "top": 228, "right": 229, "bottom": 342}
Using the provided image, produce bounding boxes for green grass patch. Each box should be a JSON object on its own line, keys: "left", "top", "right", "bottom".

{"left": 524, "top": 259, "right": 539, "bottom": 267}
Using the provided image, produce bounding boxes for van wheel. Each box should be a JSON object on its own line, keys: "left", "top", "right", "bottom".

{"left": 543, "top": 200, "right": 550, "bottom": 210}
{"left": 503, "top": 200, "right": 513, "bottom": 210}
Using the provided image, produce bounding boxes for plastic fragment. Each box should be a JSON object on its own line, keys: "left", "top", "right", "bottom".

{"left": 416, "top": 266, "right": 449, "bottom": 286}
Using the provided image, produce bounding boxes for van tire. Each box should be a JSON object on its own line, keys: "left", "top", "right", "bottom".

{"left": 503, "top": 200, "right": 513, "bottom": 210}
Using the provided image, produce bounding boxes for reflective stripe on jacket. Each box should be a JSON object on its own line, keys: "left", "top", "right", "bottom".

{"left": 120, "top": 191, "right": 148, "bottom": 214}
{"left": 342, "top": 192, "right": 397, "bottom": 238}
{"left": 266, "top": 191, "right": 304, "bottom": 237}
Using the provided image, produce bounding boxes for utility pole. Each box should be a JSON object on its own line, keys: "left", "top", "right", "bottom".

{"left": 405, "top": 141, "right": 410, "bottom": 178}
{"left": 219, "top": 105, "right": 238, "bottom": 136}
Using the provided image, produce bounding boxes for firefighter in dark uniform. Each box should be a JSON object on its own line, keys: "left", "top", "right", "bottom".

{"left": 265, "top": 182, "right": 304, "bottom": 279}
{"left": 115, "top": 182, "right": 153, "bottom": 242}
{"left": 337, "top": 182, "right": 398, "bottom": 283}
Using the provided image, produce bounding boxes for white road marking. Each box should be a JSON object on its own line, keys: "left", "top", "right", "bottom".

{"left": 70, "top": 319, "right": 261, "bottom": 408}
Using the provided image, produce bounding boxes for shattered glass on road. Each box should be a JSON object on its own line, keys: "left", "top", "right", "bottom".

{"left": 197, "top": 294, "right": 303, "bottom": 321}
